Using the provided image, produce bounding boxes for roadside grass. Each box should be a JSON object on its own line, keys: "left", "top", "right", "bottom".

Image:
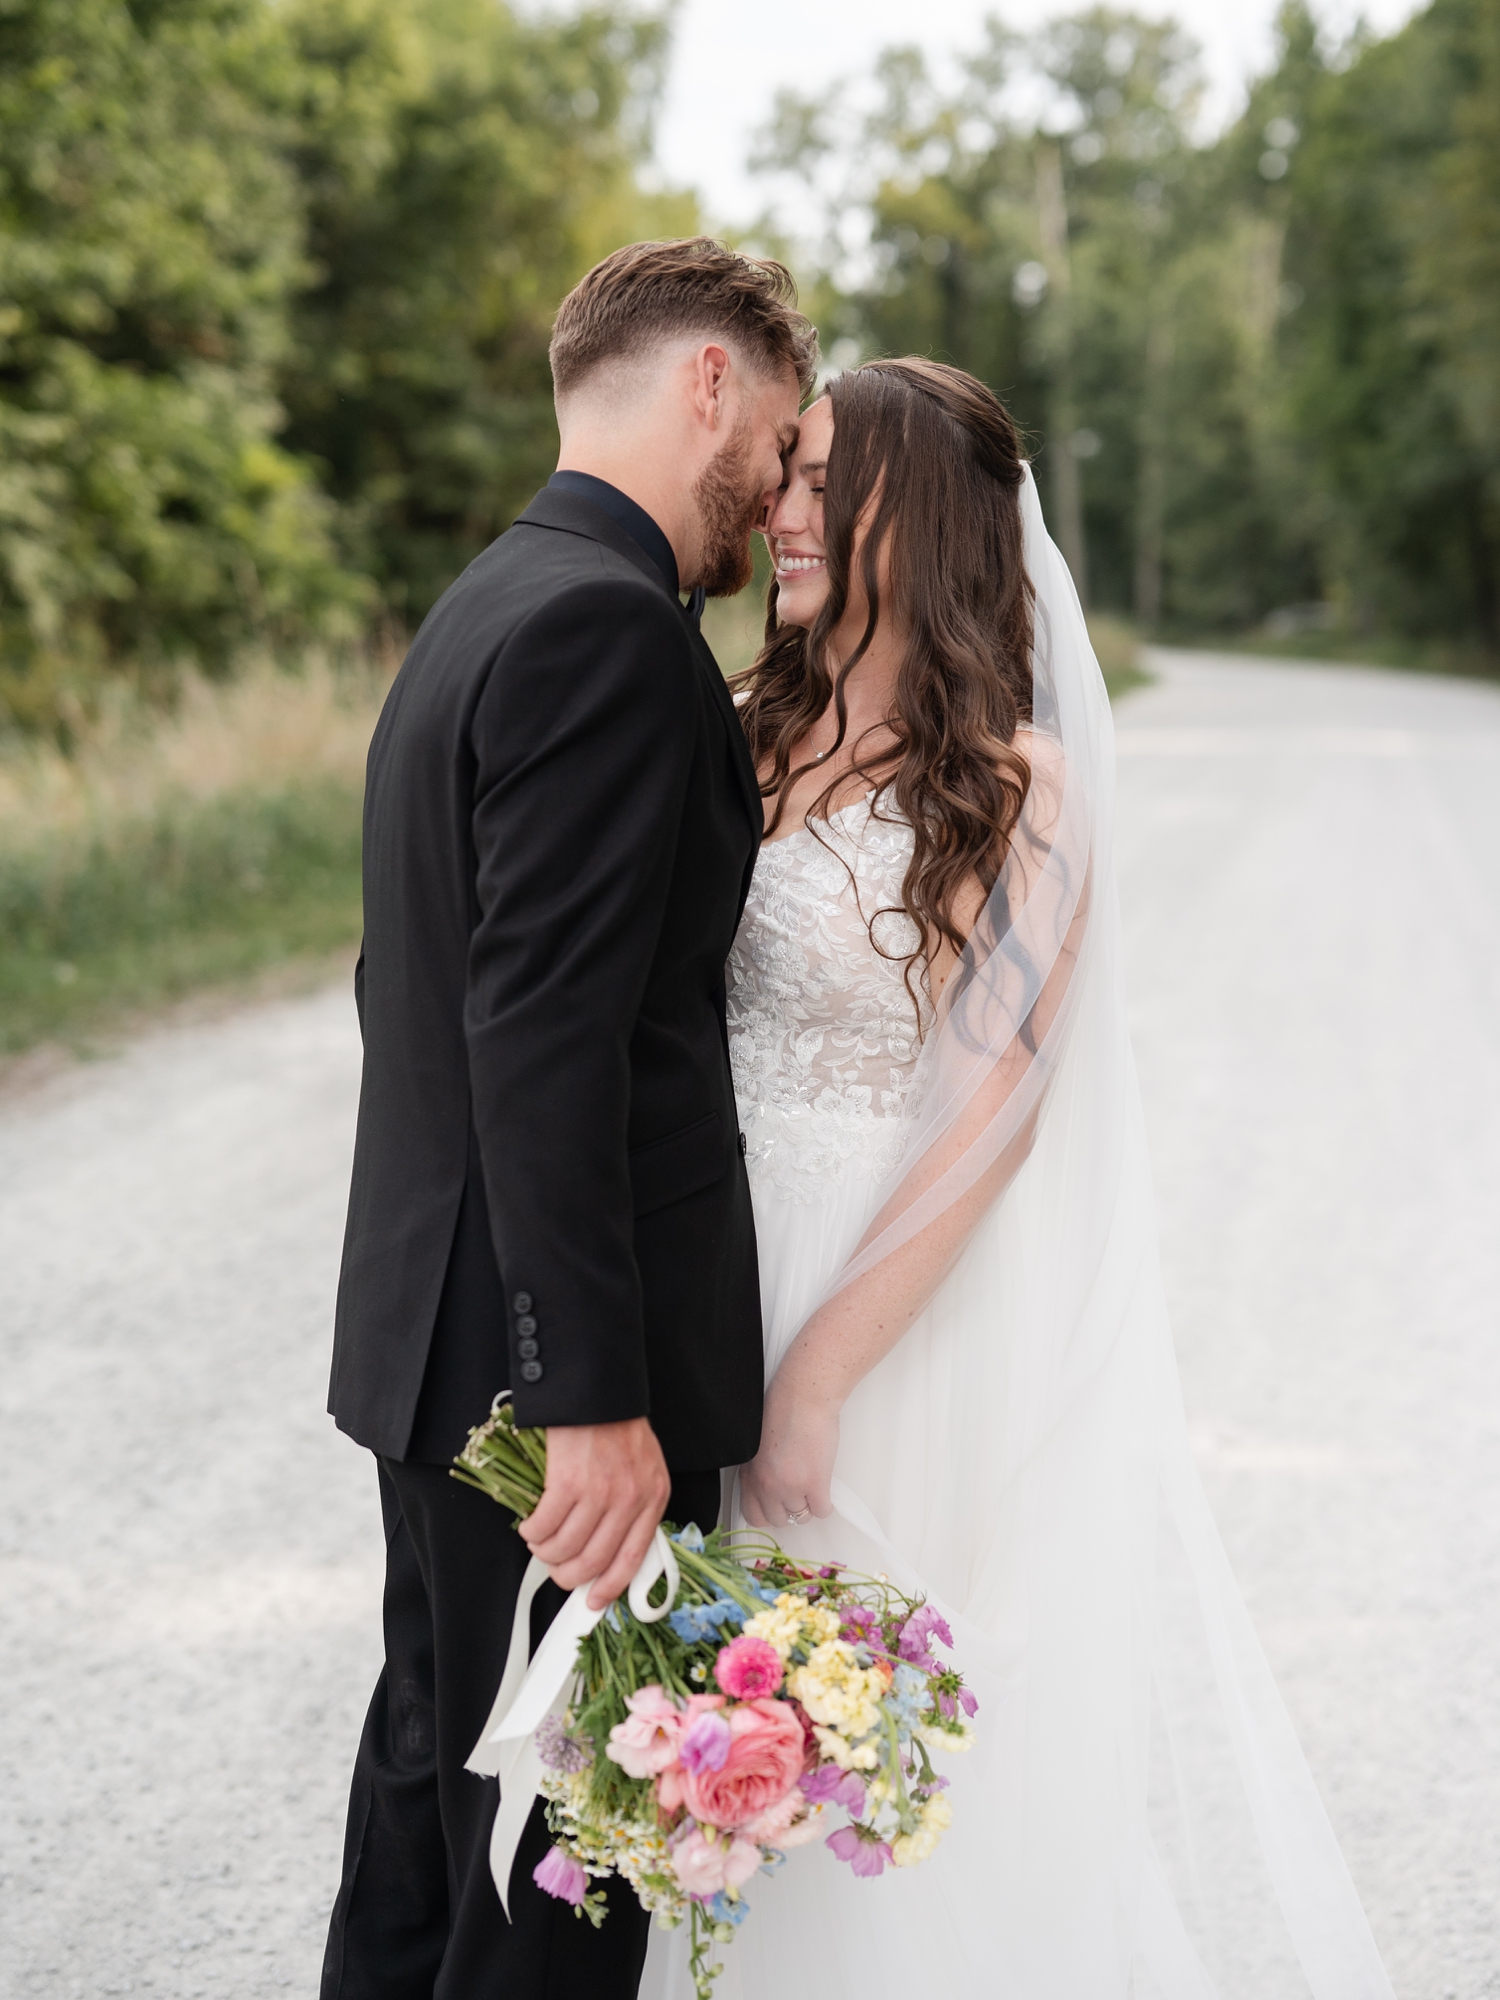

{"left": 0, "top": 600, "right": 1150, "bottom": 1061}
{"left": 1157, "top": 624, "right": 1499, "bottom": 681}
{"left": 0, "top": 657, "right": 388, "bottom": 1056}
{"left": 1086, "top": 614, "right": 1152, "bottom": 700}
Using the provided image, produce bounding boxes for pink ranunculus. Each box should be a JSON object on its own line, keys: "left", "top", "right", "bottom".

{"left": 605, "top": 1684, "right": 685, "bottom": 1778}
{"left": 826, "top": 1825, "right": 894, "bottom": 1877}
{"left": 669, "top": 1824, "right": 762, "bottom": 1897}
{"left": 677, "top": 1698, "right": 805, "bottom": 1831}
{"left": 714, "top": 1634, "right": 784, "bottom": 1699}
{"left": 533, "top": 1844, "right": 588, "bottom": 1905}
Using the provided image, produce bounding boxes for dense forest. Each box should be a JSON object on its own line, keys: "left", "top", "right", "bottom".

{"left": 0, "top": 0, "right": 693, "bottom": 729}
{"left": 0, "top": 0, "right": 1496, "bottom": 737}
{"left": 771, "top": 0, "right": 1500, "bottom": 654}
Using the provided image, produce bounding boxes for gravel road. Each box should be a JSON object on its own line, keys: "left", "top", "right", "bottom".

{"left": 2, "top": 648, "right": 1497, "bottom": 2000}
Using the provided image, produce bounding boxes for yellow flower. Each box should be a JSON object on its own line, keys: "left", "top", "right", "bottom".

{"left": 743, "top": 1592, "right": 842, "bottom": 1661}
{"left": 812, "top": 1724, "right": 880, "bottom": 1771}
{"left": 891, "top": 1793, "right": 953, "bottom": 1867}
{"left": 787, "top": 1641, "right": 885, "bottom": 1739}
{"left": 917, "top": 1718, "right": 976, "bottom": 1753}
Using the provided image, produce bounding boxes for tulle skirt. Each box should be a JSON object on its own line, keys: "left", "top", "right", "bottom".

{"left": 642, "top": 1086, "right": 1394, "bottom": 1999}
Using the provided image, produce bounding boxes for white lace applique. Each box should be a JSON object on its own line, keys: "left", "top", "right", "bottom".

{"left": 727, "top": 795, "right": 932, "bottom": 1202}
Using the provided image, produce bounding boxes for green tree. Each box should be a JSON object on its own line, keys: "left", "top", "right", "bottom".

{"left": 1271, "top": 0, "right": 1499, "bottom": 642}
{"left": 0, "top": 0, "right": 357, "bottom": 727}
{"left": 276, "top": 0, "right": 697, "bottom": 621}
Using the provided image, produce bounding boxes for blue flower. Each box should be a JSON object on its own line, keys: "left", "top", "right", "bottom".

{"left": 667, "top": 1597, "right": 744, "bottom": 1643}
{"left": 671, "top": 1523, "right": 706, "bottom": 1553}
{"left": 707, "top": 1890, "right": 749, "bottom": 1927}
{"left": 884, "top": 1661, "right": 930, "bottom": 1731}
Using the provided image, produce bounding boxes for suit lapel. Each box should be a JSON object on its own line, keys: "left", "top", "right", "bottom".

{"left": 687, "top": 622, "right": 764, "bottom": 908}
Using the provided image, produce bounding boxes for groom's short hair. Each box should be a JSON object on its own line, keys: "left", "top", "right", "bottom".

{"left": 550, "top": 237, "right": 818, "bottom": 403}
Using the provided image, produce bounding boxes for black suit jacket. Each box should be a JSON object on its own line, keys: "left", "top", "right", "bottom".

{"left": 329, "top": 487, "right": 765, "bottom": 1468}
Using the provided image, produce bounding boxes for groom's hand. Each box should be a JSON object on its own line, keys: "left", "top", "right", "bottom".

{"left": 520, "top": 1417, "right": 672, "bottom": 1611}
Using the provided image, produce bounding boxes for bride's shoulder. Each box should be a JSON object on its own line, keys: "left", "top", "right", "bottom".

{"left": 990, "top": 723, "right": 1061, "bottom": 785}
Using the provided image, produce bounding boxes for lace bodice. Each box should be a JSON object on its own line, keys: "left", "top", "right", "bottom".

{"left": 726, "top": 795, "right": 931, "bottom": 1202}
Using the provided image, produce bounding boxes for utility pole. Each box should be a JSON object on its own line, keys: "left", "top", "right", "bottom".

{"left": 1035, "top": 140, "right": 1088, "bottom": 608}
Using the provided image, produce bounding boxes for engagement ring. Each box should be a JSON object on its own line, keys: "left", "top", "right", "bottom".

{"left": 786, "top": 1506, "right": 811, "bottom": 1526}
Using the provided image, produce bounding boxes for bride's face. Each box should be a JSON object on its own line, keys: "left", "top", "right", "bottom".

{"left": 763, "top": 396, "right": 832, "bottom": 630}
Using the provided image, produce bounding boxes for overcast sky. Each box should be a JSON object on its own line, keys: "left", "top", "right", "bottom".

{"left": 652, "top": 0, "right": 1423, "bottom": 226}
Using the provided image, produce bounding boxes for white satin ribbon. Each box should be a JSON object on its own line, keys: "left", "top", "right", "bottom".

{"left": 465, "top": 1526, "right": 681, "bottom": 1915}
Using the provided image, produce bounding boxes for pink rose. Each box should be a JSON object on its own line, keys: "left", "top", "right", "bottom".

{"left": 676, "top": 1698, "right": 805, "bottom": 1831}
{"left": 714, "top": 1634, "right": 784, "bottom": 1699}
{"left": 655, "top": 1695, "right": 724, "bottom": 1814}
{"left": 679, "top": 1707, "right": 733, "bottom": 1775}
{"left": 736, "top": 1785, "right": 804, "bottom": 1843}
{"left": 775, "top": 1805, "right": 826, "bottom": 1850}
{"left": 669, "top": 1823, "right": 761, "bottom": 1897}
{"left": 605, "top": 1685, "right": 684, "bottom": 1778}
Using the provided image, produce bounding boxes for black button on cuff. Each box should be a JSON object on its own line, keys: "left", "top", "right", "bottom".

{"left": 519, "top": 1360, "right": 544, "bottom": 1384}
{"left": 517, "top": 1339, "right": 539, "bottom": 1360}
{"left": 511, "top": 1291, "right": 533, "bottom": 1314}
{"left": 516, "top": 1314, "right": 538, "bottom": 1336}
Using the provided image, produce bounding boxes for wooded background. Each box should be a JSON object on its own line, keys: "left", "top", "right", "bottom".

{"left": 0, "top": 0, "right": 1496, "bottom": 743}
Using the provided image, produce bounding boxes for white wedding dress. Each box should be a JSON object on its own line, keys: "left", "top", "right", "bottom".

{"left": 642, "top": 471, "right": 1394, "bottom": 2000}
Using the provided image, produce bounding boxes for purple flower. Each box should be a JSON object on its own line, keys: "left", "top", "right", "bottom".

{"left": 800, "top": 1766, "right": 867, "bottom": 1813}
{"left": 679, "top": 1707, "right": 733, "bottom": 1775}
{"left": 838, "top": 1604, "right": 879, "bottom": 1646}
{"left": 535, "top": 1713, "right": 591, "bottom": 1775}
{"left": 533, "top": 1845, "right": 588, "bottom": 1905}
{"left": 897, "top": 1605, "right": 954, "bottom": 1673}
{"left": 938, "top": 1691, "right": 957, "bottom": 1721}
{"left": 959, "top": 1687, "right": 979, "bottom": 1717}
{"left": 826, "top": 1825, "right": 894, "bottom": 1878}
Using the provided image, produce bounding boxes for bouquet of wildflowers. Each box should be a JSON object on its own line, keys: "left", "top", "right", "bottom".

{"left": 454, "top": 1400, "right": 977, "bottom": 1998}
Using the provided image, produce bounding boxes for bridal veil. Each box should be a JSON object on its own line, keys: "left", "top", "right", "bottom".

{"left": 673, "top": 464, "right": 1395, "bottom": 1999}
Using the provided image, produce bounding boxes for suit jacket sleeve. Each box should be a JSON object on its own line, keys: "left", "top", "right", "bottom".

{"left": 465, "top": 574, "right": 698, "bottom": 1430}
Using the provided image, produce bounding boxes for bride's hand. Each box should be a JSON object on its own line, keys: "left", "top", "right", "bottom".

{"left": 739, "top": 1370, "right": 840, "bottom": 1529}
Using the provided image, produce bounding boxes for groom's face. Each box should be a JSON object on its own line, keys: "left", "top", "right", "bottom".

{"left": 692, "top": 363, "right": 802, "bottom": 598}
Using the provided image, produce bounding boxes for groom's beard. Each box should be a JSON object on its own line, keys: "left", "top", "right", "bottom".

{"left": 691, "top": 417, "right": 763, "bottom": 598}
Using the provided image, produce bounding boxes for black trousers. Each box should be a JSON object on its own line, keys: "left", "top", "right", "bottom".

{"left": 322, "top": 1456, "right": 721, "bottom": 2000}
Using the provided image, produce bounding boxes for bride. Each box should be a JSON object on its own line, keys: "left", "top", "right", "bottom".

{"left": 645, "top": 359, "right": 1394, "bottom": 1997}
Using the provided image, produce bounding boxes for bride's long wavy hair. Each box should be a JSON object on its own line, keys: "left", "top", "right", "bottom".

{"left": 732, "top": 357, "right": 1035, "bottom": 997}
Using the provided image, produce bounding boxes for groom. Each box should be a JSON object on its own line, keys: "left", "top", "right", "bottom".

{"left": 321, "top": 240, "right": 815, "bottom": 1999}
